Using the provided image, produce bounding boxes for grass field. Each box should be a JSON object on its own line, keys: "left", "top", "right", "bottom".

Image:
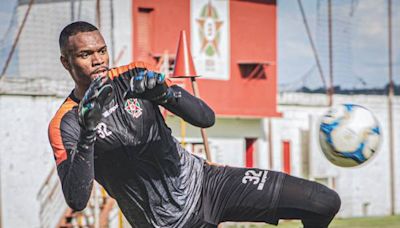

{"left": 223, "top": 215, "right": 400, "bottom": 228}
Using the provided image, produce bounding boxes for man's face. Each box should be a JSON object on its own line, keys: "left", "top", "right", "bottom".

{"left": 61, "top": 30, "right": 109, "bottom": 87}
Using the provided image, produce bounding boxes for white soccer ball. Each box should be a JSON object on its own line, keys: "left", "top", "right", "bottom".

{"left": 319, "top": 104, "right": 381, "bottom": 167}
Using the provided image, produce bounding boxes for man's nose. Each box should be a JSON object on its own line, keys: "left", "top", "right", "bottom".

{"left": 92, "top": 52, "right": 104, "bottom": 66}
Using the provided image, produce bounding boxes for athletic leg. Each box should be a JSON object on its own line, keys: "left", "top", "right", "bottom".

{"left": 275, "top": 175, "right": 341, "bottom": 228}
{"left": 195, "top": 164, "right": 340, "bottom": 227}
{"left": 199, "top": 164, "right": 286, "bottom": 225}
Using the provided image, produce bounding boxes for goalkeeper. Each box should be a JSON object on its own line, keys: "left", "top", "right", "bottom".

{"left": 49, "top": 21, "right": 341, "bottom": 228}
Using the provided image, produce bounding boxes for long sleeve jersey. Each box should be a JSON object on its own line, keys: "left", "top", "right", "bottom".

{"left": 48, "top": 63, "right": 215, "bottom": 228}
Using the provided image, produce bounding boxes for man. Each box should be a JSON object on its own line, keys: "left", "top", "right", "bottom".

{"left": 49, "top": 21, "right": 341, "bottom": 228}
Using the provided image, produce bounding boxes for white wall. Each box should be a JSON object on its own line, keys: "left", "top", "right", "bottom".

{"left": 112, "top": 0, "right": 133, "bottom": 66}
{"left": 273, "top": 93, "right": 400, "bottom": 217}
{"left": 0, "top": 95, "right": 63, "bottom": 227}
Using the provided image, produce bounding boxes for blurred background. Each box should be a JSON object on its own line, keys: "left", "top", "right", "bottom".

{"left": 0, "top": 0, "right": 398, "bottom": 227}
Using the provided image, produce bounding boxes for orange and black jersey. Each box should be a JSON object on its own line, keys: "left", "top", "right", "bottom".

{"left": 48, "top": 62, "right": 215, "bottom": 228}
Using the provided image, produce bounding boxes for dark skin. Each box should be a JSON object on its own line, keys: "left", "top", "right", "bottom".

{"left": 60, "top": 30, "right": 109, "bottom": 100}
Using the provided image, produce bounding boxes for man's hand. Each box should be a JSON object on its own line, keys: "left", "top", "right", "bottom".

{"left": 124, "top": 62, "right": 174, "bottom": 104}
{"left": 78, "top": 76, "right": 113, "bottom": 132}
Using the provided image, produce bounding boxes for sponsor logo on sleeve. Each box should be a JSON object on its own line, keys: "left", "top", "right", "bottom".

{"left": 102, "top": 103, "right": 119, "bottom": 118}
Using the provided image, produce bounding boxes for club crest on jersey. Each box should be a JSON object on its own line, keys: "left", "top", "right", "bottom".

{"left": 124, "top": 98, "right": 142, "bottom": 118}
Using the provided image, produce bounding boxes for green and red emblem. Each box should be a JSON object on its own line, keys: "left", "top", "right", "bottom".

{"left": 124, "top": 98, "right": 142, "bottom": 118}
{"left": 196, "top": 1, "right": 224, "bottom": 57}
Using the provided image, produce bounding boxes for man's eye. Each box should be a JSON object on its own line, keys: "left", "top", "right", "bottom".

{"left": 100, "top": 49, "right": 107, "bottom": 55}
{"left": 80, "top": 53, "right": 89, "bottom": 59}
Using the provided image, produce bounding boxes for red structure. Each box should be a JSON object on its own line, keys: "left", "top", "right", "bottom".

{"left": 245, "top": 138, "right": 257, "bottom": 168}
{"left": 132, "top": 0, "right": 279, "bottom": 118}
{"left": 282, "top": 140, "right": 291, "bottom": 174}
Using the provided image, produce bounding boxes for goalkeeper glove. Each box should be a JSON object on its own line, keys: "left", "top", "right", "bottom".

{"left": 124, "top": 63, "right": 174, "bottom": 104}
{"left": 78, "top": 76, "right": 113, "bottom": 133}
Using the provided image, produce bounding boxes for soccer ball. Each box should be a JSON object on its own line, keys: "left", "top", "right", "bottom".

{"left": 319, "top": 104, "right": 381, "bottom": 167}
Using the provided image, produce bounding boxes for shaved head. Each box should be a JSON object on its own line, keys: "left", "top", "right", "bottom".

{"left": 59, "top": 21, "right": 98, "bottom": 56}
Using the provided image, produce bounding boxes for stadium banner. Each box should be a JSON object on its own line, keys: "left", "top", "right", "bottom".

{"left": 191, "top": 0, "right": 230, "bottom": 80}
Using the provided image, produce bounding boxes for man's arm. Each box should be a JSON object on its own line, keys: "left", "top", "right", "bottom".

{"left": 49, "top": 77, "right": 113, "bottom": 211}
{"left": 111, "top": 62, "right": 215, "bottom": 128}
{"left": 49, "top": 102, "right": 95, "bottom": 211}
{"left": 161, "top": 85, "right": 215, "bottom": 128}
{"left": 55, "top": 123, "right": 95, "bottom": 211}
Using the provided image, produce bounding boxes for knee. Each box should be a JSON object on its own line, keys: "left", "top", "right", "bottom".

{"left": 327, "top": 188, "right": 341, "bottom": 216}
{"left": 314, "top": 184, "right": 341, "bottom": 217}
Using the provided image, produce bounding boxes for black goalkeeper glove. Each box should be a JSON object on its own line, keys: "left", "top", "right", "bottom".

{"left": 124, "top": 63, "right": 175, "bottom": 104}
{"left": 78, "top": 76, "right": 113, "bottom": 133}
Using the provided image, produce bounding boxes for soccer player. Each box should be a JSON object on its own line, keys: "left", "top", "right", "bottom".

{"left": 49, "top": 21, "right": 341, "bottom": 228}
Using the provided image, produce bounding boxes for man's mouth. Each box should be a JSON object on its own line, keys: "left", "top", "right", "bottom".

{"left": 91, "top": 67, "right": 109, "bottom": 80}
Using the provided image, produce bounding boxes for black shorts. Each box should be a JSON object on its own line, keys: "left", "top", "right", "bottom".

{"left": 186, "top": 164, "right": 286, "bottom": 227}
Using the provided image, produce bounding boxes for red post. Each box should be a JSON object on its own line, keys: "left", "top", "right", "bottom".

{"left": 245, "top": 138, "right": 256, "bottom": 168}
{"left": 282, "top": 140, "right": 291, "bottom": 174}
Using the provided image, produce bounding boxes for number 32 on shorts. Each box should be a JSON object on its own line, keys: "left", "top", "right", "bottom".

{"left": 241, "top": 170, "right": 269, "bottom": 191}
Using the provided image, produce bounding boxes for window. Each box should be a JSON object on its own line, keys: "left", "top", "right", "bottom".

{"left": 238, "top": 61, "right": 271, "bottom": 79}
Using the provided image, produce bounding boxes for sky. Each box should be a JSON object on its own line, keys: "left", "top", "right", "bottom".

{"left": 0, "top": 0, "right": 398, "bottom": 90}
{"left": 0, "top": 0, "right": 18, "bottom": 75}
{"left": 0, "top": 0, "right": 16, "bottom": 41}
{"left": 278, "top": 0, "right": 399, "bottom": 90}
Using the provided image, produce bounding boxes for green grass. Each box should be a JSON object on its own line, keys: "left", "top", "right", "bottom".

{"left": 223, "top": 215, "right": 400, "bottom": 228}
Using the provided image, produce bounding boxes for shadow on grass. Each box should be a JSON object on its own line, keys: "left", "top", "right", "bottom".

{"left": 222, "top": 215, "right": 400, "bottom": 228}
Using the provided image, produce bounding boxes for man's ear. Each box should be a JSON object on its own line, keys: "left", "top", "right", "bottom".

{"left": 60, "top": 55, "right": 70, "bottom": 71}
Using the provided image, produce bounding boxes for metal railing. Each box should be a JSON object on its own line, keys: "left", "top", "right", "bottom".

{"left": 37, "top": 167, "right": 68, "bottom": 228}
{"left": 38, "top": 166, "right": 118, "bottom": 228}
